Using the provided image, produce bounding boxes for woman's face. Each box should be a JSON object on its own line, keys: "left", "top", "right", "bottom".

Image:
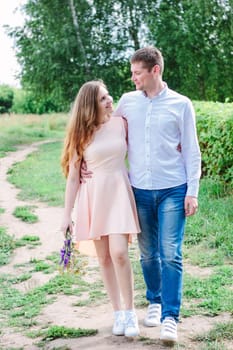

{"left": 97, "top": 86, "right": 113, "bottom": 119}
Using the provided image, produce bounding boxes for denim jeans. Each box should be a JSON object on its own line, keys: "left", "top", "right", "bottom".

{"left": 133, "top": 183, "right": 187, "bottom": 322}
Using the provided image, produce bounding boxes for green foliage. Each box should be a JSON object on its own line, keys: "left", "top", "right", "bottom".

{"left": 29, "top": 258, "right": 53, "bottom": 273}
{"left": 0, "top": 227, "right": 15, "bottom": 266}
{"left": 13, "top": 206, "right": 38, "bottom": 223}
{"left": 8, "top": 0, "right": 232, "bottom": 111}
{"left": 148, "top": 0, "right": 233, "bottom": 102}
{"left": 7, "top": 0, "right": 137, "bottom": 110}
{"left": 0, "top": 85, "right": 14, "bottom": 113}
{"left": 15, "top": 235, "right": 41, "bottom": 248}
{"left": 194, "top": 101, "right": 233, "bottom": 184}
{"left": 43, "top": 325, "right": 97, "bottom": 340}
{"left": 10, "top": 273, "right": 32, "bottom": 284}
{"left": 11, "top": 88, "right": 60, "bottom": 114}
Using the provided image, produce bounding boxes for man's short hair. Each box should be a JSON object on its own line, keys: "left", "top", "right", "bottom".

{"left": 130, "top": 46, "right": 164, "bottom": 75}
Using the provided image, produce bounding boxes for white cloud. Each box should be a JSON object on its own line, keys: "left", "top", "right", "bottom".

{"left": 0, "top": 0, "right": 26, "bottom": 87}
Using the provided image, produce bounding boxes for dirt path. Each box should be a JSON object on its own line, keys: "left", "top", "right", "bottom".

{"left": 0, "top": 142, "right": 231, "bottom": 350}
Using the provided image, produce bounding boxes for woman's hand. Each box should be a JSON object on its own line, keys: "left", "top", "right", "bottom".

{"left": 61, "top": 217, "right": 73, "bottom": 236}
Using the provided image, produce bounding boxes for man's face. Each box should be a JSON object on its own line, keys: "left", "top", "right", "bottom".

{"left": 131, "top": 61, "right": 155, "bottom": 91}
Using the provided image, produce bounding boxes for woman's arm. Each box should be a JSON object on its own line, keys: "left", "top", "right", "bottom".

{"left": 61, "top": 153, "right": 81, "bottom": 234}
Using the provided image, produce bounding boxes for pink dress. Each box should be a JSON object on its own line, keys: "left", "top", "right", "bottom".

{"left": 74, "top": 117, "right": 140, "bottom": 241}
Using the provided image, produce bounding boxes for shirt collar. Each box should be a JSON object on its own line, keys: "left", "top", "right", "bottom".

{"left": 142, "top": 82, "right": 168, "bottom": 99}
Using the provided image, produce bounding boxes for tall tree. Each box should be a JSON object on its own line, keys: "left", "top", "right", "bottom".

{"left": 8, "top": 0, "right": 233, "bottom": 111}
{"left": 68, "top": 0, "right": 90, "bottom": 76}
{"left": 147, "top": 0, "right": 233, "bottom": 101}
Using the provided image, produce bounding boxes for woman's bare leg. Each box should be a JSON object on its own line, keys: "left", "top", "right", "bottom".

{"left": 109, "top": 234, "right": 134, "bottom": 310}
{"left": 94, "top": 236, "right": 121, "bottom": 311}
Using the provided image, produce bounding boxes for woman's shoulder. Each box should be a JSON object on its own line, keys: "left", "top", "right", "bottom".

{"left": 110, "top": 116, "right": 127, "bottom": 138}
{"left": 111, "top": 115, "right": 125, "bottom": 123}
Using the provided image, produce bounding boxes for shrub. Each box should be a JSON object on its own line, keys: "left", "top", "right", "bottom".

{"left": 11, "top": 88, "right": 61, "bottom": 114}
{"left": 194, "top": 101, "right": 233, "bottom": 185}
{"left": 0, "top": 85, "right": 14, "bottom": 113}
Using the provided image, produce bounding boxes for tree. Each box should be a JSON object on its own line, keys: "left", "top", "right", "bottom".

{"left": 147, "top": 0, "right": 233, "bottom": 101}
{"left": 7, "top": 0, "right": 233, "bottom": 112}
{"left": 8, "top": 0, "right": 131, "bottom": 109}
{"left": 0, "top": 85, "right": 14, "bottom": 114}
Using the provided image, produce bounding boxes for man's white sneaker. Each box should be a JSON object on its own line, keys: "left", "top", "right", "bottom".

{"left": 144, "top": 303, "right": 161, "bottom": 327}
{"left": 112, "top": 311, "right": 125, "bottom": 336}
{"left": 124, "top": 310, "right": 140, "bottom": 337}
{"left": 160, "top": 317, "right": 178, "bottom": 344}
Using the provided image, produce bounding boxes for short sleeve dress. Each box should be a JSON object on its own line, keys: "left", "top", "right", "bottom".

{"left": 74, "top": 117, "right": 140, "bottom": 241}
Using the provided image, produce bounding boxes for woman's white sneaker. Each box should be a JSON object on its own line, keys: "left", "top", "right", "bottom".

{"left": 160, "top": 317, "right": 178, "bottom": 344}
{"left": 144, "top": 303, "right": 161, "bottom": 327}
{"left": 124, "top": 310, "right": 140, "bottom": 337}
{"left": 112, "top": 311, "right": 125, "bottom": 336}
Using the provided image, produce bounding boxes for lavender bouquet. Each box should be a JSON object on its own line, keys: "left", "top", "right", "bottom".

{"left": 59, "top": 228, "right": 86, "bottom": 274}
{"left": 60, "top": 228, "right": 73, "bottom": 270}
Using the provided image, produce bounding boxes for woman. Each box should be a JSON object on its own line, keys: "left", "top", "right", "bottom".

{"left": 61, "top": 80, "right": 140, "bottom": 337}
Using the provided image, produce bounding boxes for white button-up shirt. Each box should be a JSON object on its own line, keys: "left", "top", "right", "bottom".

{"left": 114, "top": 84, "right": 201, "bottom": 197}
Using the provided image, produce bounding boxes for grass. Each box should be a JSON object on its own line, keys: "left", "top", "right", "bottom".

{"left": 0, "top": 113, "right": 67, "bottom": 157}
{"left": 182, "top": 265, "right": 233, "bottom": 316}
{"left": 15, "top": 235, "right": 41, "bottom": 248}
{"left": 13, "top": 206, "right": 38, "bottom": 223}
{"left": 184, "top": 179, "right": 233, "bottom": 262}
{"left": 0, "top": 112, "right": 233, "bottom": 349}
{"left": 195, "top": 321, "right": 233, "bottom": 342}
{"left": 0, "top": 269, "right": 93, "bottom": 330}
{"left": 0, "top": 227, "right": 15, "bottom": 266}
{"left": 42, "top": 325, "right": 98, "bottom": 340}
{"left": 7, "top": 142, "right": 65, "bottom": 206}
{"left": 194, "top": 321, "right": 233, "bottom": 349}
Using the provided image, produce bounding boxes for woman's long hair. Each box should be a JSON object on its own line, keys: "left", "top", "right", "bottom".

{"left": 61, "top": 80, "right": 106, "bottom": 177}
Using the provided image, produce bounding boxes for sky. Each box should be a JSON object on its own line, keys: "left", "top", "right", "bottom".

{"left": 0, "top": 0, "right": 26, "bottom": 87}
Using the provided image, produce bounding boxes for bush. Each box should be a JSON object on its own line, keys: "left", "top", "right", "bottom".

{"left": 11, "top": 88, "right": 62, "bottom": 114}
{"left": 194, "top": 101, "right": 233, "bottom": 185}
{"left": 0, "top": 85, "right": 14, "bottom": 113}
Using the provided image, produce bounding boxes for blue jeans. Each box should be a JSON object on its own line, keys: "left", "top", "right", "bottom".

{"left": 133, "top": 183, "right": 187, "bottom": 322}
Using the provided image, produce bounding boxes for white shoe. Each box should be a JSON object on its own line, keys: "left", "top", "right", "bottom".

{"left": 124, "top": 310, "right": 140, "bottom": 337}
{"left": 112, "top": 311, "right": 125, "bottom": 336}
{"left": 160, "top": 317, "right": 178, "bottom": 344}
{"left": 144, "top": 303, "right": 161, "bottom": 327}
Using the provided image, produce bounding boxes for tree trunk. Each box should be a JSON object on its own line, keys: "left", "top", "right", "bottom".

{"left": 68, "top": 0, "right": 90, "bottom": 76}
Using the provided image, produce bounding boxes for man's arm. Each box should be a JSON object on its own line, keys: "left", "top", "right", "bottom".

{"left": 181, "top": 100, "right": 201, "bottom": 195}
{"left": 181, "top": 100, "right": 201, "bottom": 216}
{"left": 184, "top": 196, "right": 198, "bottom": 217}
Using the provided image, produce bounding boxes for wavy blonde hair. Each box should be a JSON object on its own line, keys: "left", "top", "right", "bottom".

{"left": 61, "top": 80, "right": 106, "bottom": 177}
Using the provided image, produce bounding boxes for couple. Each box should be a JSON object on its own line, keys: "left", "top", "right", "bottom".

{"left": 61, "top": 46, "right": 201, "bottom": 344}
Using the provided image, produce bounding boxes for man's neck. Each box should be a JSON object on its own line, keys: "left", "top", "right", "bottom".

{"left": 145, "top": 81, "right": 165, "bottom": 99}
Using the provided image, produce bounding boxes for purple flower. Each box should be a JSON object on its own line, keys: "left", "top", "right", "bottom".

{"left": 59, "top": 228, "right": 73, "bottom": 271}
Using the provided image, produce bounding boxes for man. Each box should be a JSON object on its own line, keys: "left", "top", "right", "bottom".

{"left": 113, "top": 46, "right": 201, "bottom": 344}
